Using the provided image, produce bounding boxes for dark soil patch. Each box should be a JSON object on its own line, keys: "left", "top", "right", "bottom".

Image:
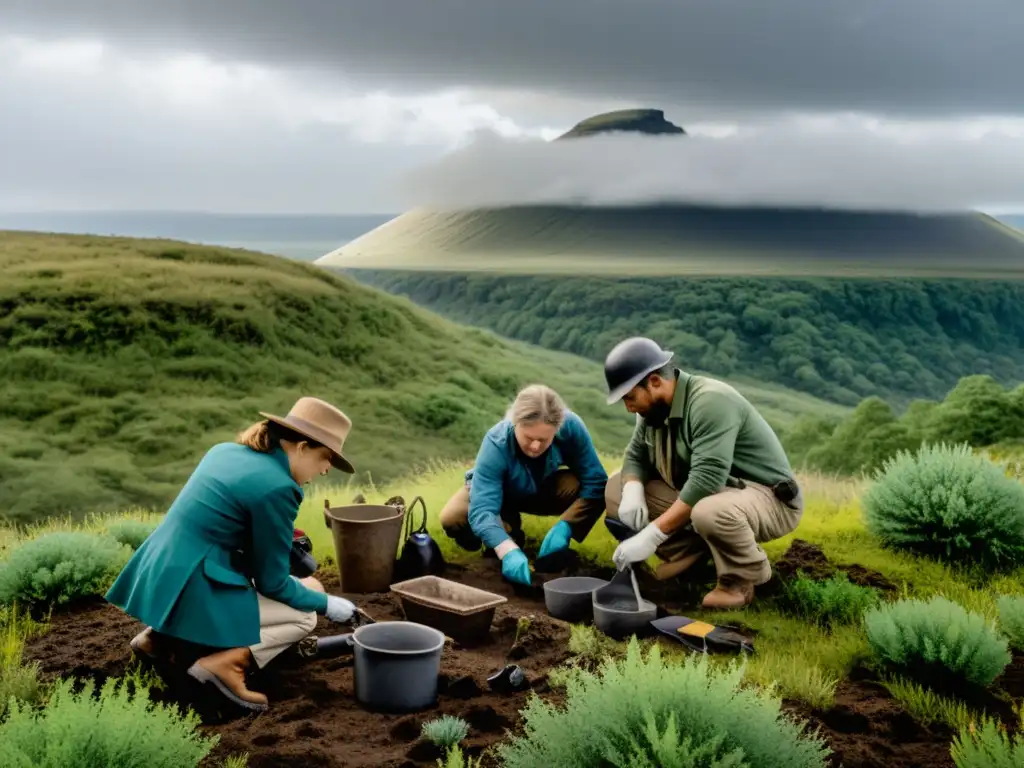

{"left": 787, "top": 679, "right": 957, "bottom": 768}
{"left": 768, "top": 539, "right": 898, "bottom": 593}
{"left": 19, "top": 550, "right": 1016, "bottom": 768}
{"left": 22, "top": 558, "right": 573, "bottom": 768}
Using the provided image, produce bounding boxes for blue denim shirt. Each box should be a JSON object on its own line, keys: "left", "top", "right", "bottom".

{"left": 465, "top": 411, "right": 608, "bottom": 549}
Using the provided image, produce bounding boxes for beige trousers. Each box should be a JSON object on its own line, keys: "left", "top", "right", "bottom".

{"left": 439, "top": 468, "right": 606, "bottom": 550}
{"left": 248, "top": 578, "right": 320, "bottom": 668}
{"left": 605, "top": 468, "right": 802, "bottom": 583}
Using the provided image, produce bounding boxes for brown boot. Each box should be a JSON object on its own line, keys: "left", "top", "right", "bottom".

{"left": 702, "top": 576, "right": 755, "bottom": 610}
{"left": 130, "top": 627, "right": 158, "bottom": 659}
{"left": 187, "top": 648, "right": 269, "bottom": 712}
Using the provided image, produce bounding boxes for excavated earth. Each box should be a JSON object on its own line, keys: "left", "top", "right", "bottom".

{"left": 21, "top": 540, "right": 1024, "bottom": 768}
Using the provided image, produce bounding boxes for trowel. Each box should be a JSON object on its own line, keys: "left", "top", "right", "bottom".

{"left": 487, "top": 615, "right": 532, "bottom": 694}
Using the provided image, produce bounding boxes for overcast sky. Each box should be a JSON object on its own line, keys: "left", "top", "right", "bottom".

{"left": 2, "top": 0, "right": 1022, "bottom": 214}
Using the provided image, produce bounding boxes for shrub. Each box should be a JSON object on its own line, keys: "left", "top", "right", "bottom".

{"left": 861, "top": 442, "right": 1024, "bottom": 569}
{"left": 496, "top": 639, "right": 831, "bottom": 768}
{"left": 950, "top": 716, "right": 1024, "bottom": 767}
{"left": 779, "top": 571, "right": 881, "bottom": 628}
{"left": 996, "top": 595, "right": 1024, "bottom": 652}
{"left": 421, "top": 715, "right": 470, "bottom": 747}
{"left": 0, "top": 676, "right": 218, "bottom": 766}
{"left": 0, "top": 531, "right": 132, "bottom": 612}
{"left": 864, "top": 596, "right": 1011, "bottom": 689}
{"left": 0, "top": 605, "right": 46, "bottom": 722}
{"left": 104, "top": 518, "right": 159, "bottom": 551}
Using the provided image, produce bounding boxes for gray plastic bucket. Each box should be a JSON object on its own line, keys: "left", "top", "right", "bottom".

{"left": 592, "top": 569, "right": 658, "bottom": 640}
{"left": 353, "top": 621, "right": 445, "bottom": 713}
{"left": 543, "top": 576, "right": 608, "bottom": 623}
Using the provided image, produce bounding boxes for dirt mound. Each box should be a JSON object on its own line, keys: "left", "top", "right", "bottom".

{"left": 771, "top": 539, "right": 898, "bottom": 592}
{"left": 791, "top": 679, "right": 957, "bottom": 768}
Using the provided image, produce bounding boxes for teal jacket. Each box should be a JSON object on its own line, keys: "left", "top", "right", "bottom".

{"left": 105, "top": 442, "right": 328, "bottom": 649}
{"left": 465, "top": 411, "right": 608, "bottom": 550}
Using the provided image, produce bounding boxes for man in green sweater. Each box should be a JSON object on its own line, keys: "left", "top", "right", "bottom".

{"left": 602, "top": 337, "right": 804, "bottom": 609}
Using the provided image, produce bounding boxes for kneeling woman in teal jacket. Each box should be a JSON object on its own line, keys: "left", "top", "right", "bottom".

{"left": 105, "top": 397, "right": 359, "bottom": 712}
{"left": 439, "top": 384, "right": 609, "bottom": 585}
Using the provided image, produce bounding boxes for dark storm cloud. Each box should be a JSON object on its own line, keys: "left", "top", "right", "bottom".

{"left": 3, "top": 0, "right": 1022, "bottom": 120}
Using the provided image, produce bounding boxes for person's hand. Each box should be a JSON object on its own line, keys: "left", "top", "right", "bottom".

{"left": 325, "top": 595, "right": 356, "bottom": 623}
{"left": 612, "top": 522, "right": 669, "bottom": 570}
{"left": 618, "top": 480, "right": 649, "bottom": 531}
{"left": 500, "top": 548, "right": 533, "bottom": 586}
{"left": 538, "top": 520, "right": 572, "bottom": 559}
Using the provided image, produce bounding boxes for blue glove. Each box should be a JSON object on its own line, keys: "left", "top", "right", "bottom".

{"left": 538, "top": 520, "right": 572, "bottom": 558}
{"left": 500, "top": 548, "right": 533, "bottom": 586}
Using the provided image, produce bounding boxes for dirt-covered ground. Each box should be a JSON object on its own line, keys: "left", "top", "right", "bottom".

{"left": 21, "top": 543, "right": 1024, "bottom": 768}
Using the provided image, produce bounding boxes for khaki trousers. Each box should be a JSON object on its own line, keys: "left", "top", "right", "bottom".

{"left": 248, "top": 581, "right": 320, "bottom": 668}
{"left": 605, "top": 468, "right": 802, "bottom": 583}
{"left": 439, "top": 468, "right": 606, "bottom": 550}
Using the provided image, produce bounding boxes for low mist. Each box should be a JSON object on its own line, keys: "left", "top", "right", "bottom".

{"left": 391, "top": 125, "right": 1024, "bottom": 213}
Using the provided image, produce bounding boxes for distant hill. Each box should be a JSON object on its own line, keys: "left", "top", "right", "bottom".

{"left": 1001, "top": 214, "right": 1024, "bottom": 232}
{"left": 558, "top": 108, "right": 686, "bottom": 139}
{"left": 316, "top": 204, "right": 1024, "bottom": 278}
{"left": 316, "top": 106, "right": 1024, "bottom": 406}
{"left": 0, "top": 231, "right": 843, "bottom": 524}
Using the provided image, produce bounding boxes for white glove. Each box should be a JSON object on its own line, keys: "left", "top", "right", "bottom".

{"left": 612, "top": 522, "right": 669, "bottom": 570}
{"left": 325, "top": 595, "right": 356, "bottom": 623}
{"left": 618, "top": 480, "right": 650, "bottom": 531}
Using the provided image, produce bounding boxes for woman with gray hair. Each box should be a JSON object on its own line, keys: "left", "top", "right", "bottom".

{"left": 439, "top": 384, "right": 608, "bottom": 585}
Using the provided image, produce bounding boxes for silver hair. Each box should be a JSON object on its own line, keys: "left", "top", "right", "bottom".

{"left": 505, "top": 384, "right": 566, "bottom": 429}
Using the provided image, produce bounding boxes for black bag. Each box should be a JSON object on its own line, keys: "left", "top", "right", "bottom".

{"left": 290, "top": 529, "right": 318, "bottom": 578}
{"left": 393, "top": 496, "right": 446, "bottom": 581}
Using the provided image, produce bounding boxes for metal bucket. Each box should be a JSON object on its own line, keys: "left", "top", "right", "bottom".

{"left": 324, "top": 500, "right": 405, "bottom": 593}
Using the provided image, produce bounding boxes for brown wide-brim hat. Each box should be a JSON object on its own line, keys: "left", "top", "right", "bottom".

{"left": 259, "top": 396, "right": 355, "bottom": 474}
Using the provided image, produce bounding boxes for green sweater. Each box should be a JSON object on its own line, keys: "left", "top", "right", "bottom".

{"left": 622, "top": 369, "right": 794, "bottom": 507}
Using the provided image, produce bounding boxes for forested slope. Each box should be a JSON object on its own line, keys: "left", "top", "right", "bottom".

{"left": 348, "top": 271, "right": 1024, "bottom": 406}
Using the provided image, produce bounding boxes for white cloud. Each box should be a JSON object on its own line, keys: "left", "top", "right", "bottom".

{"left": 393, "top": 113, "right": 1024, "bottom": 213}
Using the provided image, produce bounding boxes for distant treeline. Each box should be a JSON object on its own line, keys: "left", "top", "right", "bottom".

{"left": 782, "top": 374, "right": 1024, "bottom": 476}
{"left": 350, "top": 271, "right": 1024, "bottom": 406}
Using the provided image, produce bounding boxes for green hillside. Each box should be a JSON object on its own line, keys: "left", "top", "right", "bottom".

{"left": 0, "top": 230, "right": 843, "bottom": 524}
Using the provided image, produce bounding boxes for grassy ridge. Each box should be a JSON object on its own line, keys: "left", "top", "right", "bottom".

{"left": 317, "top": 205, "right": 1024, "bottom": 277}
{"left": 0, "top": 231, "right": 841, "bottom": 525}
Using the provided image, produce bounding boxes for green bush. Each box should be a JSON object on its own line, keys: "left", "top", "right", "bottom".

{"left": 950, "top": 716, "right": 1024, "bottom": 767}
{"left": 0, "top": 675, "right": 218, "bottom": 766}
{"left": 778, "top": 571, "right": 881, "bottom": 628}
{"left": 496, "top": 639, "right": 830, "bottom": 768}
{"left": 0, "top": 531, "right": 132, "bottom": 612}
{"left": 996, "top": 595, "right": 1024, "bottom": 652}
{"left": 861, "top": 442, "right": 1024, "bottom": 569}
{"left": 104, "top": 518, "right": 159, "bottom": 551}
{"left": 421, "top": 715, "right": 469, "bottom": 747}
{"left": 864, "top": 596, "right": 1011, "bottom": 688}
